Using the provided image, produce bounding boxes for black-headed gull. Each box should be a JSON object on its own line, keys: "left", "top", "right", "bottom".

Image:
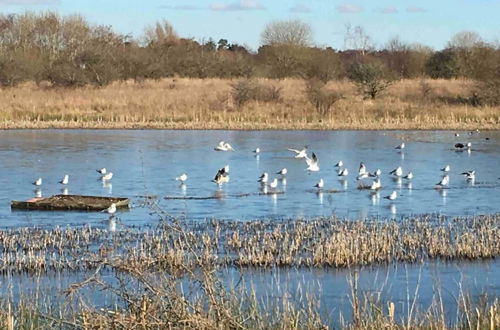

{"left": 334, "top": 160, "right": 343, "bottom": 168}
{"left": 101, "top": 172, "right": 113, "bottom": 181}
{"left": 305, "top": 152, "right": 320, "bottom": 172}
{"left": 176, "top": 173, "right": 188, "bottom": 183}
{"left": 461, "top": 170, "right": 475, "bottom": 181}
{"left": 288, "top": 147, "right": 308, "bottom": 158}
{"left": 338, "top": 168, "right": 349, "bottom": 177}
{"left": 33, "top": 178, "right": 42, "bottom": 186}
{"left": 384, "top": 191, "right": 398, "bottom": 200}
{"left": 436, "top": 175, "right": 450, "bottom": 187}
{"left": 403, "top": 171, "right": 413, "bottom": 180}
{"left": 395, "top": 142, "right": 405, "bottom": 150}
{"left": 97, "top": 168, "right": 107, "bottom": 175}
{"left": 389, "top": 166, "right": 403, "bottom": 177}
{"left": 258, "top": 172, "right": 269, "bottom": 184}
{"left": 441, "top": 165, "right": 450, "bottom": 172}
{"left": 276, "top": 168, "right": 287, "bottom": 176}
{"left": 268, "top": 178, "right": 278, "bottom": 189}
{"left": 59, "top": 175, "right": 69, "bottom": 185}
{"left": 314, "top": 178, "right": 324, "bottom": 189}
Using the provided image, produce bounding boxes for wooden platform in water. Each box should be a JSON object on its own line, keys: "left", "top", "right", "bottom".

{"left": 11, "top": 195, "right": 129, "bottom": 211}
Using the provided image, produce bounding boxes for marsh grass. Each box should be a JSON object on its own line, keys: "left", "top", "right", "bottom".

{"left": 0, "top": 78, "right": 498, "bottom": 130}
{"left": 0, "top": 215, "right": 499, "bottom": 329}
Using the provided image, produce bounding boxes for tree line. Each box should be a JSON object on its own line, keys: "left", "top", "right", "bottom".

{"left": 0, "top": 13, "right": 498, "bottom": 104}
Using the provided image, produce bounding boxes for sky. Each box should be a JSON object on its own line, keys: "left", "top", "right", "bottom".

{"left": 1, "top": 0, "right": 499, "bottom": 51}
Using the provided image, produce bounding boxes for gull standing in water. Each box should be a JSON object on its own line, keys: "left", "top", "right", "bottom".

{"left": 403, "top": 171, "right": 413, "bottom": 180}
{"left": 334, "top": 160, "right": 343, "bottom": 168}
{"left": 97, "top": 168, "right": 107, "bottom": 175}
{"left": 268, "top": 178, "right": 278, "bottom": 189}
{"left": 314, "top": 178, "right": 324, "bottom": 190}
{"left": 370, "top": 178, "right": 381, "bottom": 190}
{"left": 441, "top": 165, "right": 450, "bottom": 172}
{"left": 176, "top": 173, "right": 188, "bottom": 183}
{"left": 253, "top": 148, "right": 260, "bottom": 154}
{"left": 103, "top": 203, "right": 117, "bottom": 215}
{"left": 338, "top": 168, "right": 349, "bottom": 177}
{"left": 288, "top": 147, "right": 308, "bottom": 159}
{"left": 258, "top": 172, "right": 269, "bottom": 184}
{"left": 461, "top": 170, "right": 475, "bottom": 181}
{"left": 389, "top": 166, "right": 403, "bottom": 177}
{"left": 436, "top": 175, "right": 450, "bottom": 188}
{"left": 395, "top": 142, "right": 405, "bottom": 150}
{"left": 357, "top": 172, "right": 369, "bottom": 180}
{"left": 101, "top": 172, "right": 113, "bottom": 181}
{"left": 455, "top": 142, "right": 471, "bottom": 151}
{"left": 33, "top": 178, "right": 42, "bottom": 186}
{"left": 369, "top": 169, "right": 382, "bottom": 177}
{"left": 276, "top": 168, "right": 287, "bottom": 176}
{"left": 59, "top": 175, "right": 69, "bottom": 185}
{"left": 384, "top": 191, "right": 398, "bottom": 201}
{"left": 305, "top": 152, "right": 320, "bottom": 172}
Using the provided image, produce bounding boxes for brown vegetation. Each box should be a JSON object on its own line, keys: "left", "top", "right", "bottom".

{"left": 0, "top": 78, "right": 498, "bottom": 130}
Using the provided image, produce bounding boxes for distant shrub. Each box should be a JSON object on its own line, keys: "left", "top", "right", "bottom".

{"left": 347, "top": 62, "right": 395, "bottom": 99}
{"left": 305, "top": 79, "right": 342, "bottom": 115}
{"left": 231, "top": 79, "right": 282, "bottom": 107}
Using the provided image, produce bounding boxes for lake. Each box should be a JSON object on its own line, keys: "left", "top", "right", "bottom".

{"left": 0, "top": 130, "right": 499, "bottom": 228}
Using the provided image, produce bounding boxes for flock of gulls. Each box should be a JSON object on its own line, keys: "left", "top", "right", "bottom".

{"left": 172, "top": 138, "right": 477, "bottom": 204}
{"left": 27, "top": 135, "right": 479, "bottom": 216}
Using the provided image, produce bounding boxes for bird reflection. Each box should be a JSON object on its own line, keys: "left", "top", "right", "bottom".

{"left": 108, "top": 216, "right": 116, "bottom": 232}
{"left": 33, "top": 188, "right": 42, "bottom": 198}
{"left": 370, "top": 191, "right": 380, "bottom": 205}
{"left": 61, "top": 187, "right": 69, "bottom": 195}
{"left": 440, "top": 189, "right": 447, "bottom": 204}
{"left": 339, "top": 179, "right": 348, "bottom": 190}
{"left": 316, "top": 191, "right": 324, "bottom": 205}
{"left": 180, "top": 183, "right": 187, "bottom": 195}
{"left": 389, "top": 203, "right": 397, "bottom": 216}
{"left": 102, "top": 181, "right": 112, "bottom": 194}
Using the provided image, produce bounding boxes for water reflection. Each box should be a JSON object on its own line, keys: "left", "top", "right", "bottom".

{"left": 317, "top": 191, "right": 324, "bottom": 205}
{"left": 61, "top": 187, "right": 69, "bottom": 195}
{"left": 34, "top": 188, "right": 42, "bottom": 198}
{"left": 102, "top": 181, "right": 112, "bottom": 194}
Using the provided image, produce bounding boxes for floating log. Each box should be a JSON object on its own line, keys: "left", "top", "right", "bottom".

{"left": 11, "top": 194, "right": 129, "bottom": 211}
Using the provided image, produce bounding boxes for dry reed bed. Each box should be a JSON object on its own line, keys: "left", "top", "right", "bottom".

{"left": 1, "top": 214, "right": 499, "bottom": 274}
{"left": 0, "top": 78, "right": 498, "bottom": 130}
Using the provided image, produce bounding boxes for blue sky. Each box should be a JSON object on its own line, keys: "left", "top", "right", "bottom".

{"left": 1, "top": 0, "right": 499, "bottom": 51}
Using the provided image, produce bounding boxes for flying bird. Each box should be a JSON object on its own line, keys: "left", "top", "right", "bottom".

{"left": 305, "top": 152, "right": 320, "bottom": 171}
{"left": 288, "top": 147, "right": 308, "bottom": 159}
{"left": 358, "top": 162, "right": 367, "bottom": 175}
{"left": 369, "top": 169, "right": 382, "bottom": 177}
{"left": 461, "top": 170, "right": 475, "bottom": 181}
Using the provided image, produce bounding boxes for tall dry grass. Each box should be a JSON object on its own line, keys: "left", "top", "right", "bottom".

{"left": 0, "top": 78, "right": 498, "bottom": 129}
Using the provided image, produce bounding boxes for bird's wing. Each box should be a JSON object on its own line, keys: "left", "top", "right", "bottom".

{"left": 287, "top": 148, "right": 300, "bottom": 154}
{"left": 311, "top": 153, "right": 318, "bottom": 163}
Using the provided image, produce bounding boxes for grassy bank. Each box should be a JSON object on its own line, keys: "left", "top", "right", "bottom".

{"left": 0, "top": 78, "right": 498, "bottom": 130}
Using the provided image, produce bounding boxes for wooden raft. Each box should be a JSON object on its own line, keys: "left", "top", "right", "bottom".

{"left": 11, "top": 195, "right": 129, "bottom": 211}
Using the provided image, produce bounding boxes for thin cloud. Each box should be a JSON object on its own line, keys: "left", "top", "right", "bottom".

{"left": 0, "top": 0, "right": 59, "bottom": 4}
{"left": 289, "top": 4, "right": 312, "bottom": 13}
{"left": 159, "top": 5, "right": 200, "bottom": 10}
{"left": 336, "top": 4, "right": 363, "bottom": 14}
{"left": 406, "top": 6, "right": 427, "bottom": 13}
{"left": 376, "top": 6, "right": 398, "bottom": 14}
{"left": 210, "top": 0, "right": 265, "bottom": 11}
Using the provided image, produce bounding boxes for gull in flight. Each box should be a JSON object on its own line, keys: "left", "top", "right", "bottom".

{"left": 33, "top": 178, "right": 42, "bottom": 186}
{"left": 334, "top": 160, "right": 343, "bottom": 168}
{"left": 441, "top": 165, "right": 450, "bottom": 172}
{"left": 176, "top": 173, "right": 188, "bottom": 183}
{"left": 59, "top": 175, "right": 69, "bottom": 185}
{"left": 213, "top": 165, "right": 230, "bottom": 185}
{"left": 258, "top": 172, "right": 269, "bottom": 184}
{"left": 358, "top": 162, "right": 367, "bottom": 175}
{"left": 370, "top": 178, "right": 381, "bottom": 190}
{"left": 461, "top": 170, "right": 475, "bottom": 181}
{"left": 268, "top": 178, "right": 278, "bottom": 189}
{"left": 305, "top": 152, "right": 320, "bottom": 172}
{"left": 103, "top": 203, "right": 117, "bottom": 215}
{"left": 288, "top": 146, "right": 308, "bottom": 159}
{"left": 369, "top": 169, "right": 382, "bottom": 177}
{"left": 338, "top": 168, "right": 349, "bottom": 177}
{"left": 101, "top": 172, "right": 113, "bottom": 181}
{"left": 97, "top": 168, "right": 107, "bottom": 175}
{"left": 403, "top": 171, "right": 413, "bottom": 180}
{"left": 384, "top": 191, "right": 398, "bottom": 201}
{"left": 436, "top": 175, "right": 450, "bottom": 188}
{"left": 214, "top": 141, "right": 234, "bottom": 151}
{"left": 389, "top": 166, "right": 403, "bottom": 177}
{"left": 395, "top": 142, "right": 405, "bottom": 150}
{"left": 314, "top": 178, "right": 324, "bottom": 189}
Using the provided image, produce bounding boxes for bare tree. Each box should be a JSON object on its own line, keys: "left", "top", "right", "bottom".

{"left": 447, "top": 31, "right": 483, "bottom": 49}
{"left": 344, "top": 24, "right": 373, "bottom": 55}
{"left": 144, "top": 20, "right": 178, "bottom": 46}
{"left": 261, "top": 19, "right": 313, "bottom": 47}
